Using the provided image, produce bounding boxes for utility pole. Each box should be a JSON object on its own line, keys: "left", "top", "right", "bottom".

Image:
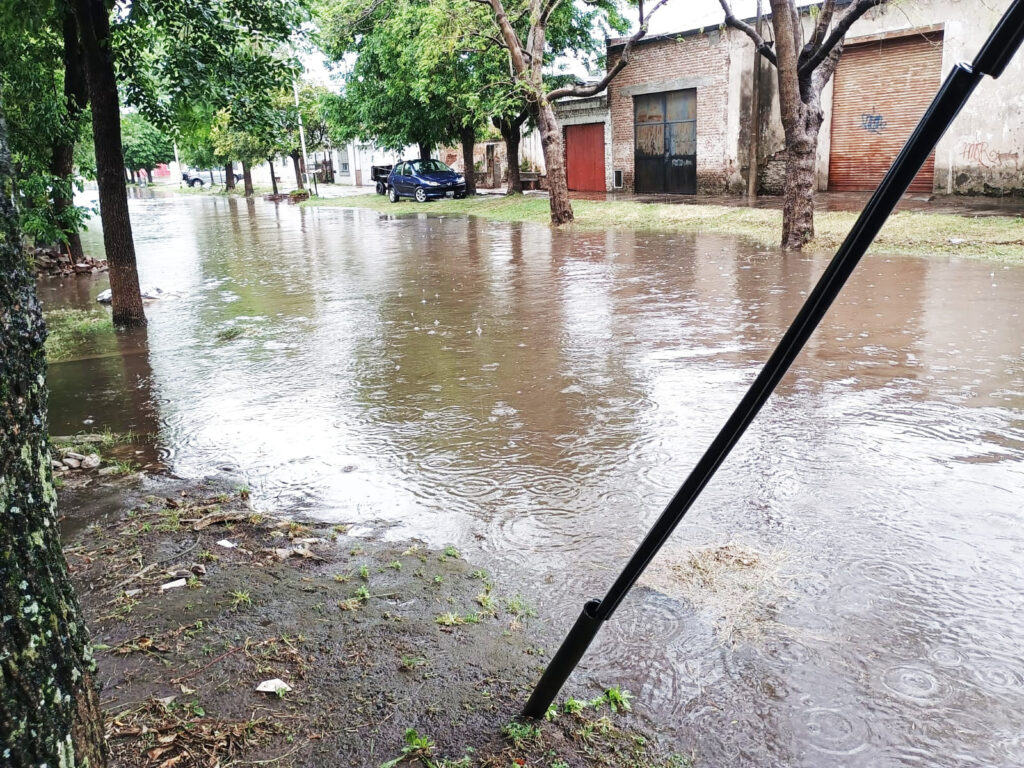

{"left": 293, "top": 80, "right": 314, "bottom": 194}
{"left": 747, "top": 0, "right": 762, "bottom": 199}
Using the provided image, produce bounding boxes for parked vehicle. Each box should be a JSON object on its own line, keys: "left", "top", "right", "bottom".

{"left": 387, "top": 159, "right": 466, "bottom": 203}
{"left": 181, "top": 166, "right": 242, "bottom": 188}
{"left": 371, "top": 165, "right": 393, "bottom": 195}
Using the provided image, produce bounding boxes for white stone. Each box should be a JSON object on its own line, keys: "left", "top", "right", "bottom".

{"left": 81, "top": 454, "right": 101, "bottom": 470}
{"left": 160, "top": 578, "right": 187, "bottom": 592}
{"left": 215, "top": 539, "right": 237, "bottom": 549}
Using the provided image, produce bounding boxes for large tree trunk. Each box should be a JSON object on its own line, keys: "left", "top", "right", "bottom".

{"left": 290, "top": 152, "right": 304, "bottom": 189}
{"left": 225, "top": 161, "right": 235, "bottom": 190}
{"left": 781, "top": 127, "right": 820, "bottom": 248}
{"left": 269, "top": 157, "right": 279, "bottom": 195}
{"left": 242, "top": 161, "right": 254, "bottom": 197}
{"left": 73, "top": 0, "right": 146, "bottom": 327}
{"left": 144, "top": 167, "right": 153, "bottom": 185}
{"left": 768, "top": 0, "right": 827, "bottom": 250}
{"left": 459, "top": 125, "right": 476, "bottom": 196}
{"left": 1, "top": 105, "right": 108, "bottom": 768}
{"left": 418, "top": 142, "right": 431, "bottom": 161}
{"left": 533, "top": 101, "right": 573, "bottom": 225}
{"left": 52, "top": 7, "right": 88, "bottom": 263}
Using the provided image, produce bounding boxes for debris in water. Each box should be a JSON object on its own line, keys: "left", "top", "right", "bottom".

{"left": 642, "top": 542, "right": 794, "bottom": 645}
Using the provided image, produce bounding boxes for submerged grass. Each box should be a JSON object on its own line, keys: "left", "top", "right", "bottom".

{"left": 642, "top": 542, "right": 795, "bottom": 645}
{"left": 307, "top": 192, "right": 1024, "bottom": 263}
{"left": 43, "top": 308, "right": 114, "bottom": 363}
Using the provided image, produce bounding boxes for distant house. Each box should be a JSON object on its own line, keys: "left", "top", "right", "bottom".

{"left": 599, "top": 0, "right": 1023, "bottom": 196}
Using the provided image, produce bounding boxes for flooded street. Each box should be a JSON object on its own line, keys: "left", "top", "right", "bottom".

{"left": 46, "top": 191, "right": 1024, "bottom": 766}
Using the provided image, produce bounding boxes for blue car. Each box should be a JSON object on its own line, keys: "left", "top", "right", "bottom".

{"left": 387, "top": 159, "right": 467, "bottom": 203}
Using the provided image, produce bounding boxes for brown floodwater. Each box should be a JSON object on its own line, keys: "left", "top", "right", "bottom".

{"left": 44, "top": 190, "right": 1024, "bottom": 766}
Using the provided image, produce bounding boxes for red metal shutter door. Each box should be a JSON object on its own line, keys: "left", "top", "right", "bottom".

{"left": 565, "top": 123, "right": 606, "bottom": 192}
{"left": 829, "top": 32, "right": 943, "bottom": 192}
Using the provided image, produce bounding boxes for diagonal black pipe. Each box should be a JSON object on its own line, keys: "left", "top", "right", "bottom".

{"left": 523, "top": 0, "right": 1024, "bottom": 719}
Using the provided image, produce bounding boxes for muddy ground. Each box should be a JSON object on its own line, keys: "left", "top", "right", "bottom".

{"left": 61, "top": 471, "right": 690, "bottom": 768}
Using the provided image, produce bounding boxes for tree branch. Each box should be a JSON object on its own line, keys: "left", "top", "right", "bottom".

{"left": 719, "top": 0, "right": 779, "bottom": 67}
{"left": 799, "top": 0, "right": 884, "bottom": 77}
{"left": 546, "top": 0, "right": 671, "bottom": 101}
{"left": 806, "top": 0, "right": 836, "bottom": 55}
{"left": 540, "top": 0, "right": 563, "bottom": 25}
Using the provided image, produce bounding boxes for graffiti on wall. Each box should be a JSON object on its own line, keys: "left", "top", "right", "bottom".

{"left": 860, "top": 110, "right": 887, "bottom": 134}
{"left": 960, "top": 140, "right": 1020, "bottom": 168}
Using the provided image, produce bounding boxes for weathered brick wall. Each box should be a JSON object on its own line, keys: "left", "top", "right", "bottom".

{"left": 608, "top": 31, "right": 734, "bottom": 194}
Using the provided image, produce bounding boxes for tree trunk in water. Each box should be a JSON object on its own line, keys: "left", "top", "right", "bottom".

{"left": 418, "top": 142, "right": 430, "bottom": 161}
{"left": 269, "top": 158, "right": 278, "bottom": 195}
{"left": 130, "top": 169, "right": 137, "bottom": 185}
{"left": 225, "top": 162, "right": 235, "bottom": 190}
{"left": 1, "top": 106, "right": 108, "bottom": 768}
{"left": 242, "top": 161, "right": 254, "bottom": 197}
{"left": 144, "top": 168, "right": 153, "bottom": 185}
{"left": 53, "top": 6, "right": 88, "bottom": 263}
{"left": 459, "top": 126, "right": 476, "bottom": 196}
{"left": 534, "top": 101, "right": 573, "bottom": 225}
{"left": 73, "top": 0, "right": 145, "bottom": 327}
{"left": 50, "top": 142, "right": 85, "bottom": 262}
{"left": 291, "top": 153, "right": 304, "bottom": 189}
{"left": 781, "top": 133, "right": 818, "bottom": 249}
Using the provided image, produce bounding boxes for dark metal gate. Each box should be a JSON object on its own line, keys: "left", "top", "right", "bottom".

{"left": 634, "top": 89, "right": 696, "bottom": 194}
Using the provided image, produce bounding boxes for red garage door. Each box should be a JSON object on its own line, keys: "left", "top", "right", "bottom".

{"left": 565, "top": 123, "right": 605, "bottom": 192}
{"left": 829, "top": 32, "right": 943, "bottom": 192}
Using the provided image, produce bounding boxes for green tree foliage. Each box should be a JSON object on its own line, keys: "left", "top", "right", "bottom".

{"left": 318, "top": 0, "right": 461, "bottom": 154}
{"left": 0, "top": 5, "right": 92, "bottom": 248}
{"left": 121, "top": 113, "right": 174, "bottom": 182}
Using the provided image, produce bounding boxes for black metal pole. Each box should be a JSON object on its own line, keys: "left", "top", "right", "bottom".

{"left": 524, "top": 0, "right": 1024, "bottom": 719}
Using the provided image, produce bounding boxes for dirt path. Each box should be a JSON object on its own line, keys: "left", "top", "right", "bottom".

{"left": 62, "top": 473, "right": 689, "bottom": 768}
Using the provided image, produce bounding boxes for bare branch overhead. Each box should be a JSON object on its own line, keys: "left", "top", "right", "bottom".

{"left": 799, "top": 0, "right": 885, "bottom": 77}
{"left": 546, "top": 0, "right": 671, "bottom": 101}
{"left": 719, "top": 0, "right": 779, "bottom": 67}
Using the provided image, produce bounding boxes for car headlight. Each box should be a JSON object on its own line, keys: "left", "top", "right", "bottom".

{"left": 424, "top": 180, "right": 440, "bottom": 187}
{"left": 456, "top": 175, "right": 464, "bottom": 183}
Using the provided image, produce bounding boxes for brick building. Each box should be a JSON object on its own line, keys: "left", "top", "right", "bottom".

{"left": 588, "top": 0, "right": 1024, "bottom": 196}
{"left": 606, "top": 27, "right": 744, "bottom": 194}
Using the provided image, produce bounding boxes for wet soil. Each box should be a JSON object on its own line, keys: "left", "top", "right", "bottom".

{"left": 63, "top": 473, "right": 687, "bottom": 768}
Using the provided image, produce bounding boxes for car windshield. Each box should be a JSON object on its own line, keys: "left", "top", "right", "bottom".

{"left": 410, "top": 160, "right": 452, "bottom": 174}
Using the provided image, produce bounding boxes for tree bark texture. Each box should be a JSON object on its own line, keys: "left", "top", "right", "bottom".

{"left": 459, "top": 126, "right": 476, "bottom": 195}
{"left": 241, "top": 161, "right": 254, "bottom": 197}
{"left": 418, "top": 142, "right": 431, "bottom": 161}
{"left": 290, "top": 152, "right": 303, "bottom": 189}
{"left": 225, "top": 162, "right": 235, "bottom": 190}
{"left": 769, "top": 0, "right": 822, "bottom": 249}
{"left": 52, "top": 7, "right": 88, "bottom": 262}
{"left": 0, "top": 106, "right": 108, "bottom": 768}
{"left": 534, "top": 101, "right": 573, "bottom": 224}
{"left": 73, "top": 0, "right": 146, "bottom": 326}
